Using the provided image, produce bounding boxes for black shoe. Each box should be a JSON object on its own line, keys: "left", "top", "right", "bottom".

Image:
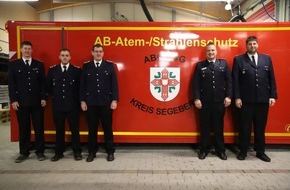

{"left": 107, "top": 153, "right": 114, "bottom": 162}
{"left": 217, "top": 152, "right": 227, "bottom": 160}
{"left": 198, "top": 151, "right": 208, "bottom": 160}
{"left": 15, "top": 154, "right": 29, "bottom": 163}
{"left": 37, "top": 153, "right": 46, "bottom": 161}
{"left": 74, "top": 153, "right": 82, "bottom": 161}
{"left": 256, "top": 153, "right": 271, "bottom": 162}
{"left": 86, "top": 154, "right": 96, "bottom": 162}
{"left": 51, "top": 154, "right": 63, "bottom": 162}
{"left": 237, "top": 152, "right": 246, "bottom": 160}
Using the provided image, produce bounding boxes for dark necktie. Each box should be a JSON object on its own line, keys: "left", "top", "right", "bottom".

{"left": 96, "top": 62, "right": 100, "bottom": 68}
{"left": 25, "top": 60, "right": 29, "bottom": 66}
{"left": 63, "top": 65, "right": 67, "bottom": 73}
{"left": 251, "top": 56, "right": 256, "bottom": 65}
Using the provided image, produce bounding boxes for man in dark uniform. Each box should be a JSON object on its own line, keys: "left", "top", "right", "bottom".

{"left": 47, "top": 48, "right": 82, "bottom": 161}
{"left": 232, "top": 36, "right": 277, "bottom": 162}
{"left": 8, "top": 41, "right": 46, "bottom": 163}
{"left": 193, "top": 42, "right": 232, "bottom": 160}
{"left": 80, "top": 44, "right": 119, "bottom": 162}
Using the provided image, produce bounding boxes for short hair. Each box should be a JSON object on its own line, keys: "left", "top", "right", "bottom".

{"left": 206, "top": 42, "right": 215, "bottom": 47}
{"left": 246, "top": 36, "right": 258, "bottom": 44}
{"left": 92, "top": 44, "right": 103, "bottom": 51}
{"left": 21, "top": 41, "right": 32, "bottom": 48}
{"left": 60, "top": 48, "right": 70, "bottom": 53}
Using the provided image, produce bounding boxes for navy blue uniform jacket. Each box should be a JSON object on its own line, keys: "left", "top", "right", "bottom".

{"left": 47, "top": 64, "right": 81, "bottom": 112}
{"left": 193, "top": 59, "right": 232, "bottom": 103}
{"left": 232, "top": 53, "right": 277, "bottom": 103}
{"left": 8, "top": 58, "right": 46, "bottom": 106}
{"left": 80, "top": 60, "right": 119, "bottom": 106}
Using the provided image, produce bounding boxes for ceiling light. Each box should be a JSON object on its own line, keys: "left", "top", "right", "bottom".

{"left": 225, "top": 0, "right": 232, "bottom": 11}
{"left": 151, "top": 0, "right": 230, "bottom": 2}
{"left": 0, "top": 0, "right": 39, "bottom": 1}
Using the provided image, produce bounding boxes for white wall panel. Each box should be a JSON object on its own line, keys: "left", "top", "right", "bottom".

{"left": 39, "top": 2, "right": 216, "bottom": 23}
{"left": 153, "top": 6, "right": 172, "bottom": 21}
{"left": 92, "top": 3, "right": 111, "bottom": 21}
{"left": 72, "top": 5, "right": 92, "bottom": 21}
{"left": 114, "top": 3, "right": 134, "bottom": 21}
{"left": 54, "top": 7, "right": 72, "bottom": 21}
{"left": 176, "top": 10, "right": 215, "bottom": 22}
{"left": 134, "top": 3, "right": 151, "bottom": 21}
{"left": 39, "top": 12, "right": 50, "bottom": 21}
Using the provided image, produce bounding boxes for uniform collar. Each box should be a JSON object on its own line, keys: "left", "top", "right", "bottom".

{"left": 22, "top": 57, "right": 32, "bottom": 65}
{"left": 94, "top": 59, "right": 102, "bottom": 67}
{"left": 207, "top": 59, "right": 216, "bottom": 63}
{"left": 61, "top": 63, "right": 69, "bottom": 71}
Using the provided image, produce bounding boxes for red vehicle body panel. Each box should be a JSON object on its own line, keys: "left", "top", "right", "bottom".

{"left": 6, "top": 21, "right": 290, "bottom": 143}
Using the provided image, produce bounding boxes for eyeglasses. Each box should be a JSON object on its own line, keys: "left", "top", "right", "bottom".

{"left": 93, "top": 50, "right": 103, "bottom": 53}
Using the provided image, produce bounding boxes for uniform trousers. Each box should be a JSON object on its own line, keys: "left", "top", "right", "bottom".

{"left": 199, "top": 102, "right": 225, "bottom": 153}
{"left": 16, "top": 105, "right": 45, "bottom": 155}
{"left": 86, "top": 105, "right": 115, "bottom": 155}
{"left": 52, "top": 109, "right": 82, "bottom": 155}
{"left": 238, "top": 103, "right": 269, "bottom": 154}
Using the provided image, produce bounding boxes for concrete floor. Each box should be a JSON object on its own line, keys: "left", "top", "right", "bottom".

{"left": 0, "top": 122, "right": 290, "bottom": 190}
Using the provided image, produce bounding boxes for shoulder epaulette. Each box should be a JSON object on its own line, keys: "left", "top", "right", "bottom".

{"left": 71, "top": 64, "right": 80, "bottom": 68}
{"left": 106, "top": 60, "right": 114, "bottom": 64}
{"left": 83, "top": 60, "right": 91, "bottom": 64}
{"left": 49, "top": 65, "right": 57, "bottom": 68}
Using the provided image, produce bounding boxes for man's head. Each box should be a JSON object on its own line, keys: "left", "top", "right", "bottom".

{"left": 91, "top": 44, "right": 104, "bottom": 62}
{"left": 246, "top": 36, "right": 258, "bottom": 55}
{"left": 20, "top": 41, "right": 33, "bottom": 59}
{"left": 206, "top": 42, "right": 217, "bottom": 61}
{"left": 59, "top": 48, "right": 71, "bottom": 65}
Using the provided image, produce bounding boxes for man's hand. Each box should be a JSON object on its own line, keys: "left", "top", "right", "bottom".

{"left": 194, "top": 99, "right": 202, "bottom": 109}
{"left": 41, "top": 100, "right": 46, "bottom": 107}
{"left": 111, "top": 100, "right": 118, "bottom": 110}
{"left": 81, "top": 101, "right": 87, "bottom": 111}
{"left": 224, "top": 97, "right": 231, "bottom": 107}
{"left": 11, "top": 101, "right": 19, "bottom": 110}
{"left": 269, "top": 98, "right": 276, "bottom": 106}
{"left": 235, "top": 98, "right": 242, "bottom": 108}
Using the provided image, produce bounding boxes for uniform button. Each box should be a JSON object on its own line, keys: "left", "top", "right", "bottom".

{"left": 28, "top": 83, "right": 31, "bottom": 85}
{"left": 256, "top": 74, "right": 258, "bottom": 76}
{"left": 97, "top": 79, "right": 99, "bottom": 81}
{"left": 28, "top": 77, "right": 30, "bottom": 79}
{"left": 98, "top": 90, "right": 100, "bottom": 92}
{"left": 63, "top": 84, "right": 65, "bottom": 86}
{"left": 213, "top": 76, "right": 215, "bottom": 78}
{"left": 97, "top": 85, "right": 100, "bottom": 87}
{"left": 63, "top": 90, "right": 65, "bottom": 92}
{"left": 63, "top": 96, "right": 65, "bottom": 98}
{"left": 213, "top": 86, "right": 215, "bottom": 88}
{"left": 28, "top": 72, "right": 30, "bottom": 74}
{"left": 256, "top": 79, "right": 258, "bottom": 81}
{"left": 213, "top": 81, "right": 215, "bottom": 83}
{"left": 212, "top": 71, "right": 214, "bottom": 73}
{"left": 256, "top": 84, "right": 258, "bottom": 87}
{"left": 63, "top": 79, "right": 65, "bottom": 81}
{"left": 29, "top": 89, "right": 31, "bottom": 91}
{"left": 96, "top": 74, "right": 99, "bottom": 76}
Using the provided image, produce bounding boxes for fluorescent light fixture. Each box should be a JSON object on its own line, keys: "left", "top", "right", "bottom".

{"left": 225, "top": 0, "right": 232, "bottom": 10}
{"left": 152, "top": 0, "right": 229, "bottom": 1}
{"left": 0, "top": 0, "right": 39, "bottom": 1}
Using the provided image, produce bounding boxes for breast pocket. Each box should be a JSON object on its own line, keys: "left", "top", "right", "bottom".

{"left": 200, "top": 67, "right": 209, "bottom": 78}
{"left": 241, "top": 68, "right": 249, "bottom": 75}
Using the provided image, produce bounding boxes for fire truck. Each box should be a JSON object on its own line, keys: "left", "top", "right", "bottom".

{"left": 6, "top": 21, "right": 290, "bottom": 143}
